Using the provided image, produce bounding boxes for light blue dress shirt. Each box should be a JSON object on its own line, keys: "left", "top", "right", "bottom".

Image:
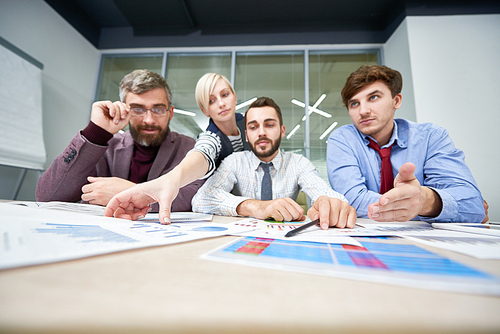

{"left": 327, "top": 119, "right": 484, "bottom": 222}
{"left": 192, "top": 150, "right": 347, "bottom": 217}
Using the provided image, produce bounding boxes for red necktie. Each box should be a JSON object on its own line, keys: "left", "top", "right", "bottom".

{"left": 368, "top": 139, "right": 394, "bottom": 194}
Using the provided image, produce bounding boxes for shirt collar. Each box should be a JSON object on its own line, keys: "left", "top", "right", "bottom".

{"left": 361, "top": 120, "right": 404, "bottom": 149}
{"left": 250, "top": 149, "right": 283, "bottom": 172}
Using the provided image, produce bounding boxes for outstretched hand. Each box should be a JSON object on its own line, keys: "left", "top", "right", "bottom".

{"left": 104, "top": 176, "right": 180, "bottom": 224}
{"left": 367, "top": 162, "right": 442, "bottom": 222}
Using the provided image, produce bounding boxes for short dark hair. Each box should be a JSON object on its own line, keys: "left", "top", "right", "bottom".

{"left": 341, "top": 65, "right": 403, "bottom": 108}
{"left": 244, "top": 97, "right": 283, "bottom": 126}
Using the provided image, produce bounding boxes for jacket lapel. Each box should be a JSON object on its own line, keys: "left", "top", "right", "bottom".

{"left": 148, "top": 130, "right": 173, "bottom": 180}
{"left": 112, "top": 132, "right": 134, "bottom": 178}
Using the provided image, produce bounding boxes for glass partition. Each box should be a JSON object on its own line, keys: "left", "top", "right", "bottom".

{"left": 96, "top": 54, "right": 164, "bottom": 102}
{"left": 234, "top": 51, "right": 305, "bottom": 154}
{"left": 166, "top": 53, "right": 232, "bottom": 138}
{"left": 308, "top": 51, "right": 379, "bottom": 179}
{"left": 95, "top": 49, "right": 379, "bottom": 181}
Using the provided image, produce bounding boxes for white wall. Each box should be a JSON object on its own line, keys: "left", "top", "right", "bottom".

{"left": 0, "top": 0, "right": 100, "bottom": 200}
{"left": 382, "top": 19, "right": 417, "bottom": 122}
{"left": 385, "top": 14, "right": 500, "bottom": 221}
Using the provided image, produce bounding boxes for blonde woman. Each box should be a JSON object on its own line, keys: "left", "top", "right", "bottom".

{"left": 104, "top": 73, "right": 249, "bottom": 223}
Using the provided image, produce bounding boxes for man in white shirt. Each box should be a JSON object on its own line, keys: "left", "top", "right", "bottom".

{"left": 192, "top": 97, "right": 356, "bottom": 229}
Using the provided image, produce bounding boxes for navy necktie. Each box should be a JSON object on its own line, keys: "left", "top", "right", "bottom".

{"left": 260, "top": 162, "right": 273, "bottom": 201}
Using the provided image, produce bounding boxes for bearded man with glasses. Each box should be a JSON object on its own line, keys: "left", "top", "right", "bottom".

{"left": 36, "top": 70, "right": 204, "bottom": 212}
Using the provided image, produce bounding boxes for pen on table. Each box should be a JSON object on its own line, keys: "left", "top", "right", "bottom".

{"left": 285, "top": 218, "right": 320, "bottom": 238}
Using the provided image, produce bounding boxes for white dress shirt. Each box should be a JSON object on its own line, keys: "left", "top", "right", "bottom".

{"left": 192, "top": 149, "right": 347, "bottom": 216}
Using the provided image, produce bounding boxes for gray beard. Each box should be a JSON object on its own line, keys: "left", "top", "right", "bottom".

{"left": 130, "top": 125, "right": 169, "bottom": 147}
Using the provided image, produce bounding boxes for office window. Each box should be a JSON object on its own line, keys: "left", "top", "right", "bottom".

{"left": 234, "top": 52, "right": 305, "bottom": 154}
{"left": 166, "top": 53, "right": 231, "bottom": 138}
{"left": 95, "top": 54, "right": 164, "bottom": 102}
{"left": 94, "top": 49, "right": 379, "bottom": 181}
{"left": 308, "top": 52, "right": 379, "bottom": 179}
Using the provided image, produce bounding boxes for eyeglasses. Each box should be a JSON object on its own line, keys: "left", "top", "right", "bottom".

{"left": 130, "top": 107, "right": 169, "bottom": 116}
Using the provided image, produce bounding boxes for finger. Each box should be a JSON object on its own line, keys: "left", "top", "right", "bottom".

{"left": 87, "top": 176, "right": 99, "bottom": 183}
{"left": 367, "top": 202, "right": 378, "bottom": 219}
{"left": 81, "top": 183, "right": 91, "bottom": 194}
{"left": 108, "top": 103, "right": 122, "bottom": 125}
{"left": 379, "top": 193, "right": 420, "bottom": 217}
{"left": 81, "top": 192, "right": 94, "bottom": 202}
{"left": 112, "top": 207, "right": 132, "bottom": 220}
{"left": 318, "top": 200, "right": 333, "bottom": 230}
{"left": 131, "top": 207, "right": 151, "bottom": 220}
{"left": 394, "top": 162, "right": 416, "bottom": 186}
{"left": 266, "top": 200, "right": 295, "bottom": 222}
{"left": 379, "top": 185, "right": 417, "bottom": 209}
{"left": 159, "top": 207, "right": 172, "bottom": 225}
{"left": 97, "top": 100, "right": 114, "bottom": 119}
{"left": 104, "top": 195, "right": 123, "bottom": 217}
{"left": 117, "top": 202, "right": 145, "bottom": 220}
{"left": 312, "top": 197, "right": 337, "bottom": 230}
{"left": 262, "top": 200, "right": 284, "bottom": 221}
{"left": 373, "top": 207, "right": 411, "bottom": 222}
{"left": 367, "top": 204, "right": 409, "bottom": 222}
{"left": 346, "top": 206, "right": 357, "bottom": 228}
{"left": 281, "top": 198, "right": 304, "bottom": 221}
{"left": 103, "top": 206, "right": 115, "bottom": 217}
{"left": 334, "top": 202, "right": 349, "bottom": 229}
{"left": 87, "top": 199, "right": 102, "bottom": 206}
{"left": 153, "top": 191, "right": 176, "bottom": 224}
{"left": 329, "top": 201, "right": 344, "bottom": 229}
{"left": 307, "top": 206, "right": 319, "bottom": 222}
{"left": 269, "top": 210, "right": 284, "bottom": 222}
{"left": 114, "top": 101, "right": 129, "bottom": 120}
{"left": 158, "top": 197, "right": 173, "bottom": 224}
{"left": 273, "top": 204, "right": 289, "bottom": 221}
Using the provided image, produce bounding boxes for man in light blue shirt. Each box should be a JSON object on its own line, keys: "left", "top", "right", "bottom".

{"left": 327, "top": 65, "right": 486, "bottom": 223}
{"left": 193, "top": 97, "right": 356, "bottom": 229}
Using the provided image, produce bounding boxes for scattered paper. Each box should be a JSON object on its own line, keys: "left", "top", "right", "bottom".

{"left": 0, "top": 203, "right": 248, "bottom": 270}
{"left": 6, "top": 201, "right": 106, "bottom": 215}
{"left": 141, "top": 212, "right": 213, "bottom": 223}
{"left": 406, "top": 235, "right": 500, "bottom": 259}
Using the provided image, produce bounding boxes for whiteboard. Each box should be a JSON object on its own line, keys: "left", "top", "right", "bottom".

{"left": 0, "top": 38, "right": 46, "bottom": 170}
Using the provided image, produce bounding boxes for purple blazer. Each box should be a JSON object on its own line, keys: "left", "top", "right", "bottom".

{"left": 36, "top": 129, "right": 204, "bottom": 212}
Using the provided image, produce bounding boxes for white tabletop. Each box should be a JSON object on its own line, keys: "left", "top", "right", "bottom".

{"left": 1, "top": 214, "right": 499, "bottom": 333}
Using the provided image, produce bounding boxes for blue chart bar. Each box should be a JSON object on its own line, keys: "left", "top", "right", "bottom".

{"left": 222, "top": 237, "right": 494, "bottom": 279}
{"left": 35, "top": 223, "right": 137, "bottom": 244}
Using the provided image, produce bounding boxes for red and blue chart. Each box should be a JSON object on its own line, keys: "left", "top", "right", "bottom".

{"left": 202, "top": 236, "right": 500, "bottom": 295}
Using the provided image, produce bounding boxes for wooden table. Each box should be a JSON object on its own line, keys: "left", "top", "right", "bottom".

{"left": 1, "top": 215, "right": 499, "bottom": 333}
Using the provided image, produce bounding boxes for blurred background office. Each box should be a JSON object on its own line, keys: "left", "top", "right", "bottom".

{"left": 0, "top": 0, "right": 498, "bottom": 220}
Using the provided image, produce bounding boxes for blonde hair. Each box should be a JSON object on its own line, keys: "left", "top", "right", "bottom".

{"left": 195, "top": 73, "right": 234, "bottom": 113}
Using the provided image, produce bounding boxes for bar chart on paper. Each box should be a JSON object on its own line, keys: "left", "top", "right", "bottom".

{"left": 35, "top": 223, "right": 138, "bottom": 243}
{"left": 202, "top": 236, "right": 500, "bottom": 296}
{"left": 0, "top": 203, "right": 252, "bottom": 270}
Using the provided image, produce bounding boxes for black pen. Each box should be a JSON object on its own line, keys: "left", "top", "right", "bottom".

{"left": 285, "top": 218, "right": 320, "bottom": 237}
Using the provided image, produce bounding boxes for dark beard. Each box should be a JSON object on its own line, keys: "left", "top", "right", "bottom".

{"left": 130, "top": 124, "right": 169, "bottom": 147}
{"left": 249, "top": 137, "right": 281, "bottom": 158}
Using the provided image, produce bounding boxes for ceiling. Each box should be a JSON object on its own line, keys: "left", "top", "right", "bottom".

{"left": 45, "top": 0, "right": 500, "bottom": 49}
